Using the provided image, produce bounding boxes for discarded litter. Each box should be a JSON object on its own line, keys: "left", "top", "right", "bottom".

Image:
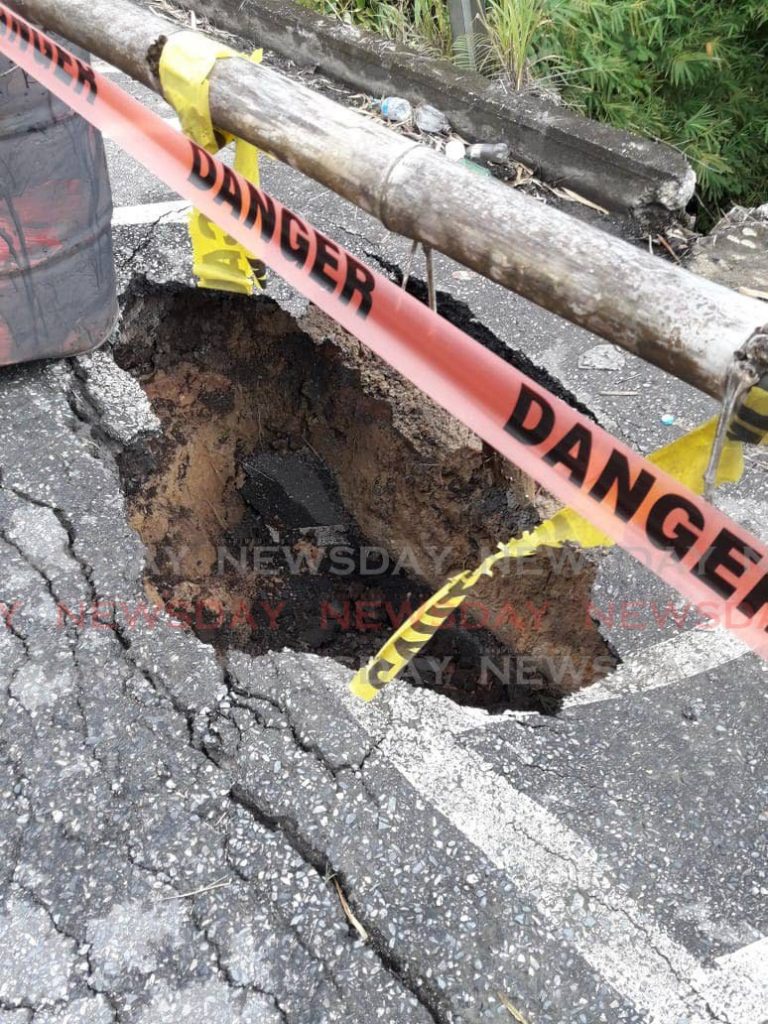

{"left": 461, "top": 160, "right": 492, "bottom": 177}
{"left": 414, "top": 103, "right": 450, "bottom": 133}
{"left": 380, "top": 96, "right": 412, "bottom": 123}
{"left": 444, "top": 139, "right": 509, "bottom": 170}
{"left": 661, "top": 413, "right": 676, "bottom": 425}
{"left": 444, "top": 138, "right": 466, "bottom": 162}
{"left": 467, "top": 142, "right": 509, "bottom": 164}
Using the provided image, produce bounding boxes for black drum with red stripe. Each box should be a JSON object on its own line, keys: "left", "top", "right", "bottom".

{"left": 0, "top": 41, "right": 117, "bottom": 365}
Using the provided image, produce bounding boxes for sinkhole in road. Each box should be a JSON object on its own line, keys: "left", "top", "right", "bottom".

{"left": 115, "top": 278, "right": 616, "bottom": 710}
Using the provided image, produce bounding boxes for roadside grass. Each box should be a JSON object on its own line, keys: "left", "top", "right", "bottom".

{"left": 300, "top": 0, "right": 453, "bottom": 55}
{"left": 454, "top": 0, "right": 553, "bottom": 91}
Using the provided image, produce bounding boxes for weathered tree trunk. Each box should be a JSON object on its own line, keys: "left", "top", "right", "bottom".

{"left": 8, "top": 0, "right": 767, "bottom": 400}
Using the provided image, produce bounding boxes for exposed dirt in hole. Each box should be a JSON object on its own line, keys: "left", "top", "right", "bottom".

{"left": 115, "top": 278, "right": 616, "bottom": 709}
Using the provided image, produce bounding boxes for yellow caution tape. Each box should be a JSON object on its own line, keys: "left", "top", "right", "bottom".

{"left": 350, "top": 415, "right": 745, "bottom": 700}
{"left": 159, "top": 32, "right": 265, "bottom": 295}
{"left": 729, "top": 385, "right": 768, "bottom": 445}
{"left": 8, "top": 9, "right": 768, "bottom": 673}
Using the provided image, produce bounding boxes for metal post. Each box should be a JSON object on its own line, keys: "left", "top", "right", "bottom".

{"left": 447, "top": 0, "right": 486, "bottom": 69}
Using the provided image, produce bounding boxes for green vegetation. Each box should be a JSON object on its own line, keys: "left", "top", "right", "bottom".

{"left": 302, "top": 0, "right": 768, "bottom": 218}
{"left": 533, "top": 0, "right": 768, "bottom": 216}
{"left": 455, "top": 0, "right": 553, "bottom": 91}
{"left": 303, "top": 0, "right": 453, "bottom": 55}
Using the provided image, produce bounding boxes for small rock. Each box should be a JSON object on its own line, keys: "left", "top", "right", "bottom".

{"left": 578, "top": 344, "right": 626, "bottom": 370}
{"left": 686, "top": 205, "right": 768, "bottom": 295}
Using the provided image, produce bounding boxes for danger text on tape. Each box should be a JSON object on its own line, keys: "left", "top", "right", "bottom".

{"left": 2, "top": 3, "right": 767, "bottom": 670}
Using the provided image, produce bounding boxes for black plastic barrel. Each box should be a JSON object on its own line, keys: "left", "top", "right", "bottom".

{"left": 0, "top": 44, "right": 117, "bottom": 366}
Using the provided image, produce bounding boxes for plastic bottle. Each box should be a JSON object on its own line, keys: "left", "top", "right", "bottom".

{"left": 466, "top": 143, "right": 510, "bottom": 164}
{"left": 380, "top": 97, "right": 413, "bottom": 123}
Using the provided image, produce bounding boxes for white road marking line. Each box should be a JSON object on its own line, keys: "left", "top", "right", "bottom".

{"left": 332, "top": 676, "right": 766, "bottom": 1024}
{"left": 431, "top": 627, "right": 751, "bottom": 736}
{"left": 112, "top": 200, "right": 191, "bottom": 227}
{"left": 714, "top": 936, "right": 768, "bottom": 994}
{"left": 565, "top": 627, "right": 749, "bottom": 708}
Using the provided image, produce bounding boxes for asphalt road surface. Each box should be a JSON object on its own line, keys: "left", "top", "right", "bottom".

{"left": 0, "top": 30, "right": 766, "bottom": 1024}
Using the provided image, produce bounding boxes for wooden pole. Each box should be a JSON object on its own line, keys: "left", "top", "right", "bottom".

{"left": 9, "top": 0, "right": 767, "bottom": 401}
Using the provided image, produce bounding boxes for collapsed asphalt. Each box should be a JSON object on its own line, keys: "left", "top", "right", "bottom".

{"left": 0, "top": 27, "right": 766, "bottom": 1024}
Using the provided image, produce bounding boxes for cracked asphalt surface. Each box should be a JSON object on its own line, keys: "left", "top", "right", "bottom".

{"left": 1, "top": 20, "right": 767, "bottom": 1024}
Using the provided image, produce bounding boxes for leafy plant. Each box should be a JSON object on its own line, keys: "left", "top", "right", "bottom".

{"left": 299, "top": 0, "right": 452, "bottom": 54}
{"left": 526, "top": 0, "right": 768, "bottom": 217}
{"left": 455, "top": 0, "right": 552, "bottom": 89}
{"left": 411, "top": 0, "right": 453, "bottom": 55}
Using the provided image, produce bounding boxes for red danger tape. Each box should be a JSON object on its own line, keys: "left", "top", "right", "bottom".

{"left": 3, "top": 5, "right": 768, "bottom": 663}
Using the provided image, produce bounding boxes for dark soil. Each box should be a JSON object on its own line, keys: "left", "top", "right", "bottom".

{"left": 114, "top": 278, "right": 615, "bottom": 710}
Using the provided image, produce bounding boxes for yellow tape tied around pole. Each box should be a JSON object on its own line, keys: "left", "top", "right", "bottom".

{"left": 350, "top": 415, "right": 748, "bottom": 701}
{"left": 159, "top": 32, "right": 265, "bottom": 295}
{"left": 729, "top": 385, "right": 768, "bottom": 445}
{"left": 5, "top": 9, "right": 768, "bottom": 676}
